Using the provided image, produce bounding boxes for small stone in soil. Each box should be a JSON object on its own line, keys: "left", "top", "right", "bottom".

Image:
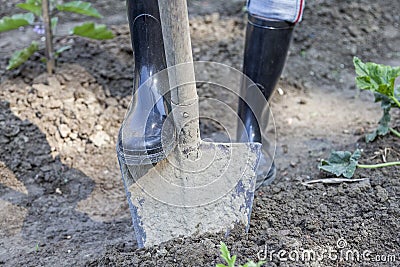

{"left": 59, "top": 124, "right": 71, "bottom": 138}
{"left": 69, "top": 132, "right": 78, "bottom": 140}
{"left": 89, "top": 131, "right": 110, "bottom": 147}
{"left": 375, "top": 186, "right": 389, "bottom": 202}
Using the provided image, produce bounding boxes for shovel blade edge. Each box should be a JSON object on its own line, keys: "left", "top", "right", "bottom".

{"left": 119, "top": 141, "right": 261, "bottom": 247}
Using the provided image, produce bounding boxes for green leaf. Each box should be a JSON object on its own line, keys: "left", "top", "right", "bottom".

{"left": 318, "top": 149, "right": 362, "bottom": 178}
{"left": 0, "top": 13, "right": 35, "bottom": 32}
{"left": 7, "top": 41, "right": 39, "bottom": 70}
{"left": 230, "top": 255, "right": 237, "bottom": 266}
{"left": 354, "top": 57, "right": 400, "bottom": 139}
{"left": 55, "top": 45, "right": 71, "bottom": 54}
{"left": 71, "top": 22, "right": 114, "bottom": 40}
{"left": 353, "top": 57, "right": 400, "bottom": 98}
{"left": 17, "top": 0, "right": 42, "bottom": 17}
{"left": 365, "top": 107, "right": 391, "bottom": 142}
{"left": 365, "top": 131, "right": 377, "bottom": 143}
{"left": 373, "top": 93, "right": 393, "bottom": 109}
{"left": 56, "top": 1, "right": 102, "bottom": 18}
{"left": 217, "top": 242, "right": 264, "bottom": 267}
{"left": 220, "top": 242, "right": 231, "bottom": 263}
{"left": 218, "top": 242, "right": 236, "bottom": 267}
{"left": 54, "top": 45, "right": 71, "bottom": 58}
{"left": 51, "top": 16, "right": 58, "bottom": 31}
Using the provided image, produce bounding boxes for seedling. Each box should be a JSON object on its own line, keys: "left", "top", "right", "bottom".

{"left": 318, "top": 58, "right": 400, "bottom": 178}
{"left": 0, "top": 0, "right": 114, "bottom": 73}
{"left": 353, "top": 57, "right": 400, "bottom": 142}
{"left": 319, "top": 149, "right": 400, "bottom": 178}
{"left": 216, "top": 242, "right": 265, "bottom": 267}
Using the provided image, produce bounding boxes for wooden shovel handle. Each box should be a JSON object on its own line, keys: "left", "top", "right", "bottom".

{"left": 158, "top": 0, "right": 197, "bottom": 105}
{"left": 158, "top": 0, "right": 200, "bottom": 149}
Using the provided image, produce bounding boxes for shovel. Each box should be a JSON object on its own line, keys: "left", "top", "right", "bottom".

{"left": 119, "top": 0, "right": 261, "bottom": 247}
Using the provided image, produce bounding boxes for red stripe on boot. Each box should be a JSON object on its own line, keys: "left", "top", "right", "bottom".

{"left": 294, "top": 0, "right": 304, "bottom": 23}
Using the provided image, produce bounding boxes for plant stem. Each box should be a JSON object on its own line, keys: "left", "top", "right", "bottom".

{"left": 389, "top": 127, "right": 400, "bottom": 138}
{"left": 42, "top": 0, "right": 55, "bottom": 74}
{"left": 392, "top": 96, "right": 400, "bottom": 109}
{"left": 357, "top": 161, "right": 400, "bottom": 169}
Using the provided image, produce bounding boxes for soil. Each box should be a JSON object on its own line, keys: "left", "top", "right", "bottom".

{"left": 0, "top": 0, "right": 399, "bottom": 266}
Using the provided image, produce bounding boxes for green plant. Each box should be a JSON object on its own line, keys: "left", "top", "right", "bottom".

{"left": 353, "top": 57, "right": 400, "bottom": 142}
{"left": 0, "top": 0, "right": 114, "bottom": 72}
{"left": 216, "top": 242, "right": 265, "bottom": 267}
{"left": 319, "top": 149, "right": 400, "bottom": 178}
{"left": 318, "top": 58, "right": 400, "bottom": 178}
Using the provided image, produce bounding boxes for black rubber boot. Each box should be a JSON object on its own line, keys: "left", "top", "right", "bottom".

{"left": 117, "top": 0, "right": 174, "bottom": 165}
{"left": 237, "top": 14, "right": 295, "bottom": 189}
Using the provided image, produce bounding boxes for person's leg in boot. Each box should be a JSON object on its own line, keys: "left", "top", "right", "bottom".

{"left": 117, "top": 0, "right": 174, "bottom": 165}
{"left": 237, "top": 0, "right": 305, "bottom": 189}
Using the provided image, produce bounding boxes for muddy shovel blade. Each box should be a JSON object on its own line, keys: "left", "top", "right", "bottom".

{"left": 119, "top": 141, "right": 260, "bottom": 247}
